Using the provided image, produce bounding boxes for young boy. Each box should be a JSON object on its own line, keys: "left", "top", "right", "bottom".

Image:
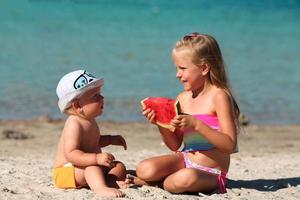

{"left": 53, "top": 70, "right": 129, "bottom": 197}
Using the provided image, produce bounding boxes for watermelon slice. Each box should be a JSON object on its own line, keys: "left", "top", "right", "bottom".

{"left": 140, "top": 97, "right": 181, "bottom": 132}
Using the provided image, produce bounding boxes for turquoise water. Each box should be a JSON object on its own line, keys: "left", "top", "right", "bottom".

{"left": 0, "top": 0, "right": 299, "bottom": 124}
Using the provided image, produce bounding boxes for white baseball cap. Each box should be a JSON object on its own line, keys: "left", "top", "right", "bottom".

{"left": 56, "top": 70, "right": 104, "bottom": 112}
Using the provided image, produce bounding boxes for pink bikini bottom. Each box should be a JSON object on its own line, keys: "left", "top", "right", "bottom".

{"left": 181, "top": 151, "right": 227, "bottom": 193}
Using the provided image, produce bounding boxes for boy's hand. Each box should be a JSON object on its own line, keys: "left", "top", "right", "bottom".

{"left": 142, "top": 108, "right": 156, "bottom": 124}
{"left": 110, "top": 135, "right": 127, "bottom": 150}
{"left": 170, "top": 115, "right": 199, "bottom": 130}
{"left": 96, "top": 152, "right": 115, "bottom": 168}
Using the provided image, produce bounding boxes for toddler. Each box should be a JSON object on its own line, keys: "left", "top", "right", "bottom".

{"left": 53, "top": 70, "right": 129, "bottom": 197}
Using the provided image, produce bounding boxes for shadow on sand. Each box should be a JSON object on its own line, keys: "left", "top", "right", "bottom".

{"left": 127, "top": 170, "right": 299, "bottom": 193}
{"left": 228, "top": 177, "right": 300, "bottom": 192}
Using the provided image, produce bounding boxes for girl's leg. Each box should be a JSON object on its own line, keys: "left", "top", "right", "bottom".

{"left": 75, "top": 166, "right": 125, "bottom": 197}
{"left": 163, "top": 168, "right": 218, "bottom": 194}
{"left": 136, "top": 153, "right": 185, "bottom": 183}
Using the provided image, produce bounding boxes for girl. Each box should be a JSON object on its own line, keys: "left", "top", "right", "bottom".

{"left": 135, "top": 33, "right": 240, "bottom": 194}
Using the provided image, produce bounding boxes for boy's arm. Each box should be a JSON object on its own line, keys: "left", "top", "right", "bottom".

{"left": 99, "top": 135, "right": 111, "bottom": 147}
{"left": 63, "top": 119, "right": 97, "bottom": 167}
{"left": 99, "top": 135, "right": 127, "bottom": 150}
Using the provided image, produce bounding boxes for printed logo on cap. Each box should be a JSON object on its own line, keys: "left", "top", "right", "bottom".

{"left": 73, "top": 71, "right": 96, "bottom": 90}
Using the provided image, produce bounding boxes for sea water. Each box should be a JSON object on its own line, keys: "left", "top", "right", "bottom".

{"left": 0, "top": 0, "right": 299, "bottom": 124}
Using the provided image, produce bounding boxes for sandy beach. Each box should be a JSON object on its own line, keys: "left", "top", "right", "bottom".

{"left": 0, "top": 119, "right": 299, "bottom": 200}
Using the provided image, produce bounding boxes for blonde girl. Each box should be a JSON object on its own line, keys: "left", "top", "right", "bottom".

{"left": 135, "top": 33, "right": 240, "bottom": 194}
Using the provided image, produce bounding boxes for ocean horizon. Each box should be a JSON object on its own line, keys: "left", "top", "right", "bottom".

{"left": 0, "top": 0, "right": 299, "bottom": 125}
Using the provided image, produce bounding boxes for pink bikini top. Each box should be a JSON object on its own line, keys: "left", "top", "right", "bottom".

{"left": 182, "top": 114, "right": 220, "bottom": 152}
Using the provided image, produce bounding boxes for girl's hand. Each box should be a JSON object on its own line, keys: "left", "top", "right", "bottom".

{"left": 142, "top": 108, "right": 156, "bottom": 124}
{"left": 170, "top": 115, "right": 199, "bottom": 130}
{"left": 96, "top": 152, "right": 115, "bottom": 168}
{"left": 110, "top": 135, "right": 127, "bottom": 150}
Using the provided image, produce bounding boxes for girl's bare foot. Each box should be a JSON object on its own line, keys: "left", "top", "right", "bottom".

{"left": 94, "top": 187, "right": 125, "bottom": 198}
{"left": 116, "top": 177, "right": 133, "bottom": 189}
{"left": 126, "top": 174, "right": 149, "bottom": 186}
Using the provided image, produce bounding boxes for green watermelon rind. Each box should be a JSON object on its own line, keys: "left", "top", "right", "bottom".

{"left": 140, "top": 97, "right": 181, "bottom": 132}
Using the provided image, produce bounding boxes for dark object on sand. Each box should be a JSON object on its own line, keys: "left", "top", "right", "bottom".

{"left": 1, "top": 129, "right": 34, "bottom": 140}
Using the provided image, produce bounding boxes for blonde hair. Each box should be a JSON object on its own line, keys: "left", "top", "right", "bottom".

{"left": 64, "top": 106, "right": 75, "bottom": 115}
{"left": 173, "top": 33, "right": 240, "bottom": 126}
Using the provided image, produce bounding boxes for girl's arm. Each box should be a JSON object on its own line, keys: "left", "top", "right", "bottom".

{"left": 196, "top": 91, "right": 237, "bottom": 153}
{"left": 143, "top": 108, "right": 183, "bottom": 151}
{"left": 157, "top": 126, "right": 183, "bottom": 151}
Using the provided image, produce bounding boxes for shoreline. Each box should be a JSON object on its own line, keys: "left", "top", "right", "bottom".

{"left": 1, "top": 120, "right": 299, "bottom": 199}
{"left": 1, "top": 116, "right": 300, "bottom": 126}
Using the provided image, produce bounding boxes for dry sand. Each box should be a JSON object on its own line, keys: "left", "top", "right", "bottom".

{"left": 0, "top": 119, "right": 299, "bottom": 200}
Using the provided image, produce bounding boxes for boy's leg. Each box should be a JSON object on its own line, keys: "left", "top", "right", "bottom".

{"left": 106, "top": 161, "right": 130, "bottom": 189}
{"left": 76, "top": 166, "right": 125, "bottom": 197}
{"left": 74, "top": 167, "right": 88, "bottom": 187}
{"left": 136, "top": 153, "right": 185, "bottom": 183}
{"left": 163, "top": 168, "right": 218, "bottom": 193}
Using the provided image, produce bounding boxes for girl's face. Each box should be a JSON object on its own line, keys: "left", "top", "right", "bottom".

{"left": 172, "top": 49, "right": 205, "bottom": 92}
{"left": 78, "top": 87, "right": 104, "bottom": 119}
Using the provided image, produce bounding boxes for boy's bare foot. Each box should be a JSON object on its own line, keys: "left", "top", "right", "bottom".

{"left": 94, "top": 187, "right": 125, "bottom": 198}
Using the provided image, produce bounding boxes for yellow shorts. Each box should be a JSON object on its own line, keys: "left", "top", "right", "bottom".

{"left": 52, "top": 163, "right": 76, "bottom": 189}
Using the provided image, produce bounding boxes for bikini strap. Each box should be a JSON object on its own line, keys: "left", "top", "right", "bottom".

{"left": 218, "top": 171, "right": 227, "bottom": 194}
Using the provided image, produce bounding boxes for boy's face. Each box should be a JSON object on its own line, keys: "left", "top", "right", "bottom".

{"left": 78, "top": 87, "right": 104, "bottom": 118}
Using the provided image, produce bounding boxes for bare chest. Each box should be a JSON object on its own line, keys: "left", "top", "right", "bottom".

{"left": 181, "top": 96, "right": 215, "bottom": 114}
{"left": 80, "top": 126, "right": 101, "bottom": 152}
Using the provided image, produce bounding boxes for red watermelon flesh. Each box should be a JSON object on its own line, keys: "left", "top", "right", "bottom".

{"left": 140, "top": 97, "right": 181, "bottom": 132}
